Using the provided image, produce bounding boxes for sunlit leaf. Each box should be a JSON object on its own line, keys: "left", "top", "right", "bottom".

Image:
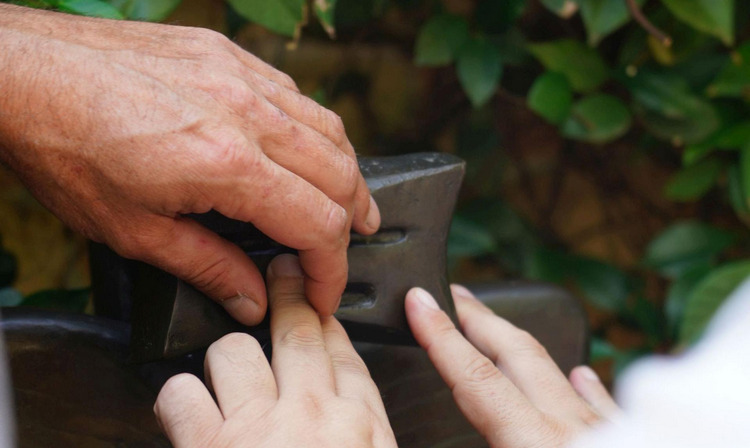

{"left": 58, "top": 0, "right": 123, "bottom": 19}
{"left": 457, "top": 39, "right": 503, "bottom": 107}
{"left": 527, "top": 72, "right": 573, "bottom": 125}
{"left": 579, "top": 0, "right": 643, "bottom": 46}
{"left": 562, "top": 94, "right": 632, "bottom": 143}
{"left": 313, "top": 0, "right": 337, "bottom": 38}
{"left": 414, "top": 14, "right": 469, "bottom": 66}
{"left": 226, "top": 0, "right": 305, "bottom": 37}
{"left": 661, "top": 0, "right": 734, "bottom": 45}
{"left": 109, "top": 0, "right": 181, "bottom": 21}
{"left": 664, "top": 158, "right": 723, "bottom": 202}
{"left": 528, "top": 39, "right": 609, "bottom": 92}
{"left": 680, "top": 260, "right": 750, "bottom": 344}
{"left": 540, "top": 0, "right": 578, "bottom": 18}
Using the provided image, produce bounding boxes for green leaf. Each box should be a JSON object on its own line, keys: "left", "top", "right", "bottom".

{"left": 728, "top": 163, "right": 750, "bottom": 222}
{"left": 642, "top": 221, "right": 736, "bottom": 277}
{"left": 313, "top": 0, "right": 337, "bottom": 38}
{"left": 474, "top": 0, "right": 527, "bottom": 34}
{"left": 226, "top": 0, "right": 305, "bottom": 37}
{"left": 527, "top": 72, "right": 573, "bottom": 125}
{"left": 579, "top": 0, "right": 644, "bottom": 46}
{"left": 683, "top": 121, "right": 750, "bottom": 165}
{"left": 57, "top": 0, "right": 124, "bottom": 19}
{"left": 540, "top": 0, "right": 578, "bottom": 18}
{"left": 21, "top": 288, "right": 90, "bottom": 312}
{"left": 570, "top": 256, "right": 630, "bottom": 311}
{"left": 665, "top": 265, "right": 711, "bottom": 337}
{"left": 527, "top": 247, "right": 570, "bottom": 283}
{"left": 447, "top": 215, "right": 498, "bottom": 260}
{"left": 708, "top": 43, "right": 750, "bottom": 99}
{"left": 680, "top": 260, "right": 750, "bottom": 344}
{"left": 661, "top": 0, "right": 734, "bottom": 45}
{"left": 643, "top": 220, "right": 735, "bottom": 277}
{"left": 528, "top": 39, "right": 609, "bottom": 92}
{"left": 589, "top": 337, "right": 619, "bottom": 362}
{"left": 459, "top": 198, "right": 539, "bottom": 273}
{"left": 108, "top": 0, "right": 180, "bottom": 21}
{"left": 414, "top": 14, "right": 469, "bottom": 67}
{"left": 0, "top": 249, "right": 16, "bottom": 288}
{"left": 562, "top": 94, "right": 632, "bottom": 143}
{"left": 631, "top": 295, "right": 666, "bottom": 343}
{"left": 456, "top": 39, "right": 503, "bottom": 108}
{"left": 0, "top": 287, "right": 23, "bottom": 307}
{"left": 664, "top": 158, "right": 723, "bottom": 202}
{"left": 624, "top": 69, "right": 720, "bottom": 144}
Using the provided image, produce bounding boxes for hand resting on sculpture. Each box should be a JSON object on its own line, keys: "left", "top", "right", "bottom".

{"left": 405, "top": 284, "right": 621, "bottom": 448}
{"left": 154, "top": 254, "right": 397, "bottom": 448}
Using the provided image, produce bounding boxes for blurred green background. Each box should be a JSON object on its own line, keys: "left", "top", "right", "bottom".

{"left": 2, "top": 0, "right": 750, "bottom": 386}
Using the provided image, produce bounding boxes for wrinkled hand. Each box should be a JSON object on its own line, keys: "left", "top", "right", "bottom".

{"left": 154, "top": 255, "right": 397, "bottom": 448}
{"left": 0, "top": 5, "right": 379, "bottom": 324}
{"left": 406, "top": 285, "right": 620, "bottom": 448}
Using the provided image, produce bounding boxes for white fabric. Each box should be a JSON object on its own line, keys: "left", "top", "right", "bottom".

{"left": 572, "top": 280, "right": 750, "bottom": 448}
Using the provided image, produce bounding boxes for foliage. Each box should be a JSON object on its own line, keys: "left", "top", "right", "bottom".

{"left": 7, "top": 0, "right": 750, "bottom": 379}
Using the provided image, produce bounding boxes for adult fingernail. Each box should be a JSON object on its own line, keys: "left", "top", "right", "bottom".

{"left": 579, "top": 365, "right": 600, "bottom": 382}
{"left": 222, "top": 292, "right": 262, "bottom": 322}
{"left": 412, "top": 287, "right": 440, "bottom": 311}
{"left": 365, "top": 196, "right": 381, "bottom": 232}
{"left": 450, "top": 284, "right": 473, "bottom": 300}
{"left": 268, "top": 254, "right": 303, "bottom": 278}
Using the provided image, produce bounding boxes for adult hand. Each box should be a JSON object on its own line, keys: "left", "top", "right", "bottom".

{"left": 0, "top": 5, "right": 379, "bottom": 324}
{"left": 154, "top": 254, "right": 397, "bottom": 448}
{"left": 405, "top": 284, "right": 620, "bottom": 448}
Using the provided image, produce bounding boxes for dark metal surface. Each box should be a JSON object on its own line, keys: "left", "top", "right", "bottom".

{"left": 1, "top": 282, "right": 587, "bottom": 448}
{"left": 92, "top": 153, "right": 466, "bottom": 361}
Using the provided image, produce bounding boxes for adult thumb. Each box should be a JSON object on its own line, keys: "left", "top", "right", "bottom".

{"left": 122, "top": 215, "right": 267, "bottom": 326}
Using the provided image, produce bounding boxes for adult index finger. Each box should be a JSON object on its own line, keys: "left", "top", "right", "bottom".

{"left": 405, "top": 287, "right": 548, "bottom": 447}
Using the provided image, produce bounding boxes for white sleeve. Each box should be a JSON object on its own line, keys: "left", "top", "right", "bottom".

{"left": 571, "top": 280, "right": 750, "bottom": 448}
{"left": 0, "top": 314, "right": 16, "bottom": 448}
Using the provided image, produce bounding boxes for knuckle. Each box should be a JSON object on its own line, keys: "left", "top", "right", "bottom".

{"left": 111, "top": 230, "right": 161, "bottom": 261}
{"left": 325, "top": 112, "right": 347, "bottom": 146}
{"left": 338, "top": 157, "right": 360, "bottom": 195}
{"left": 320, "top": 204, "right": 348, "bottom": 245}
{"left": 278, "top": 321, "right": 325, "bottom": 349}
{"left": 329, "top": 350, "right": 370, "bottom": 376}
{"left": 194, "top": 27, "right": 231, "bottom": 48}
{"left": 511, "top": 330, "right": 550, "bottom": 360}
{"left": 185, "top": 255, "right": 232, "bottom": 295}
{"left": 212, "top": 79, "right": 259, "bottom": 114}
{"left": 203, "top": 131, "right": 255, "bottom": 172}
{"left": 277, "top": 72, "right": 298, "bottom": 92}
{"left": 460, "top": 355, "right": 501, "bottom": 387}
